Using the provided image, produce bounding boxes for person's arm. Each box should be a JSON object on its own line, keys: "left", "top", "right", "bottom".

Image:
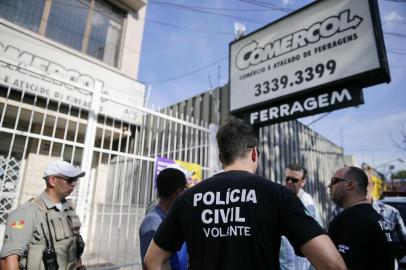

{"left": 0, "top": 254, "right": 20, "bottom": 270}
{"left": 393, "top": 210, "right": 406, "bottom": 259}
{"left": 144, "top": 240, "right": 172, "bottom": 270}
{"left": 300, "top": 234, "right": 346, "bottom": 270}
{"left": 140, "top": 230, "right": 156, "bottom": 270}
{"left": 0, "top": 206, "right": 35, "bottom": 270}
{"left": 140, "top": 230, "right": 156, "bottom": 262}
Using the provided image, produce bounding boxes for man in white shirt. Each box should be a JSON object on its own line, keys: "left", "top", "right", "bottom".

{"left": 279, "top": 164, "right": 322, "bottom": 270}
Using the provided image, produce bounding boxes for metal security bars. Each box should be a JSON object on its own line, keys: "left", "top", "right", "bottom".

{"left": 0, "top": 81, "right": 89, "bottom": 206}
{"left": 257, "top": 121, "right": 344, "bottom": 224}
{"left": 0, "top": 67, "right": 210, "bottom": 269}
{"left": 84, "top": 107, "right": 209, "bottom": 268}
{"left": 0, "top": 156, "right": 21, "bottom": 223}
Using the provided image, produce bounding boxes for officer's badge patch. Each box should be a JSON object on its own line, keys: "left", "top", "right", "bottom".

{"left": 11, "top": 219, "right": 25, "bottom": 229}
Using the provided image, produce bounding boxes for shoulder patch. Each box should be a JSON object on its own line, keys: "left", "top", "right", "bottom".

{"left": 10, "top": 219, "right": 25, "bottom": 229}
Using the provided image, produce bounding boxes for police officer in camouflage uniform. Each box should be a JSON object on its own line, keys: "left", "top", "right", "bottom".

{"left": 0, "top": 160, "right": 86, "bottom": 270}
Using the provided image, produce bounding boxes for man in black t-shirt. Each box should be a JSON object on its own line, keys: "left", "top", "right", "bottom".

{"left": 144, "top": 119, "right": 346, "bottom": 270}
{"left": 328, "top": 166, "right": 395, "bottom": 269}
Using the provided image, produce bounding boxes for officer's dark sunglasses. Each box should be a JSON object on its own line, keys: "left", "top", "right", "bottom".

{"left": 55, "top": 175, "right": 79, "bottom": 183}
{"left": 285, "top": 176, "right": 301, "bottom": 184}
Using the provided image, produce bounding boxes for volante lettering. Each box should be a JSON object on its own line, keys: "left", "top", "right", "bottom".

{"left": 203, "top": 226, "right": 251, "bottom": 238}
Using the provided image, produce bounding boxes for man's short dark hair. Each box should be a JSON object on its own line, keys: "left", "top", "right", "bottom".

{"left": 156, "top": 168, "right": 187, "bottom": 199}
{"left": 344, "top": 166, "right": 368, "bottom": 194}
{"left": 216, "top": 119, "right": 258, "bottom": 166}
{"left": 287, "top": 163, "right": 308, "bottom": 179}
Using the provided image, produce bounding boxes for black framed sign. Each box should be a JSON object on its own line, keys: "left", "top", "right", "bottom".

{"left": 243, "top": 83, "right": 364, "bottom": 127}
{"left": 229, "top": 0, "right": 389, "bottom": 119}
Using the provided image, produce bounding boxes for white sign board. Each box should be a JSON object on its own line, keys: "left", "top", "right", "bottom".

{"left": 230, "top": 0, "right": 387, "bottom": 112}
{"left": 0, "top": 21, "right": 145, "bottom": 125}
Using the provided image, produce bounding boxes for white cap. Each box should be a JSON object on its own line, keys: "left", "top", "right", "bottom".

{"left": 43, "top": 160, "right": 85, "bottom": 179}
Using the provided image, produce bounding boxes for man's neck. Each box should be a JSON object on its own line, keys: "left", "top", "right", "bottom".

{"left": 223, "top": 160, "right": 255, "bottom": 174}
{"left": 343, "top": 196, "right": 367, "bottom": 209}
{"left": 158, "top": 199, "right": 172, "bottom": 213}
{"left": 45, "top": 189, "right": 63, "bottom": 204}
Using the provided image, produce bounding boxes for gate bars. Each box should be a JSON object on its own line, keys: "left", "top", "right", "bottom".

{"left": 0, "top": 66, "right": 210, "bottom": 269}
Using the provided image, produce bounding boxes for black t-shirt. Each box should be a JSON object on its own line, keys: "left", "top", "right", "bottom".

{"left": 328, "top": 203, "right": 395, "bottom": 270}
{"left": 154, "top": 170, "right": 325, "bottom": 270}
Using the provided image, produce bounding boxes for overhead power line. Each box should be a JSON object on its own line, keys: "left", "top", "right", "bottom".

{"left": 388, "top": 49, "right": 406, "bottom": 56}
{"left": 149, "top": 0, "right": 277, "bottom": 12}
{"left": 384, "top": 31, "right": 406, "bottom": 39}
{"left": 148, "top": 57, "right": 228, "bottom": 84}
{"left": 238, "top": 0, "right": 294, "bottom": 13}
{"left": 149, "top": 0, "right": 266, "bottom": 24}
{"left": 145, "top": 18, "right": 233, "bottom": 35}
{"left": 307, "top": 112, "right": 332, "bottom": 126}
{"left": 383, "top": 19, "right": 406, "bottom": 25}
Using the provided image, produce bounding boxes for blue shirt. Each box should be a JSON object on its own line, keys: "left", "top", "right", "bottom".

{"left": 139, "top": 205, "right": 188, "bottom": 270}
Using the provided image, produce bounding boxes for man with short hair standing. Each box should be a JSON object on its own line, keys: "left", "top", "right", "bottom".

{"left": 0, "top": 160, "right": 86, "bottom": 270}
{"left": 144, "top": 119, "right": 346, "bottom": 270}
{"left": 280, "top": 164, "right": 322, "bottom": 270}
{"left": 328, "top": 166, "right": 395, "bottom": 269}
{"left": 139, "top": 168, "right": 188, "bottom": 270}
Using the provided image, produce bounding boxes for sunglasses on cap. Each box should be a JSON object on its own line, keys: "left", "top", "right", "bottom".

{"left": 285, "top": 176, "right": 301, "bottom": 184}
{"left": 329, "top": 176, "right": 349, "bottom": 186}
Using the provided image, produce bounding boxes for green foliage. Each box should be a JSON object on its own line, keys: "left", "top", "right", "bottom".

{"left": 393, "top": 170, "right": 406, "bottom": 179}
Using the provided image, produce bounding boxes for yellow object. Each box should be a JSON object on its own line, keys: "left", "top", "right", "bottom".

{"left": 175, "top": 160, "right": 202, "bottom": 187}
{"left": 10, "top": 219, "right": 25, "bottom": 229}
{"left": 371, "top": 174, "right": 383, "bottom": 199}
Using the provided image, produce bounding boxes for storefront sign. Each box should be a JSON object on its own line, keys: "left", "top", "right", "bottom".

{"left": 0, "top": 21, "right": 145, "bottom": 125}
{"left": 243, "top": 84, "right": 364, "bottom": 126}
{"left": 229, "top": 0, "right": 389, "bottom": 114}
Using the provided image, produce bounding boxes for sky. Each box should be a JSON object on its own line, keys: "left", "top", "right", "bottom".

{"left": 138, "top": 0, "right": 406, "bottom": 173}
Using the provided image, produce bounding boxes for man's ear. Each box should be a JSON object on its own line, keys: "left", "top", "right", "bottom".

{"left": 346, "top": 180, "right": 355, "bottom": 191}
{"left": 219, "top": 154, "right": 224, "bottom": 164}
{"left": 301, "top": 177, "right": 307, "bottom": 188}
{"left": 251, "top": 148, "right": 257, "bottom": 162}
{"left": 47, "top": 176, "right": 57, "bottom": 188}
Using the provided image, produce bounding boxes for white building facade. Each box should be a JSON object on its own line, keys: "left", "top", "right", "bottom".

{"left": 0, "top": 3, "right": 211, "bottom": 268}
{"left": 0, "top": 1, "right": 204, "bottom": 268}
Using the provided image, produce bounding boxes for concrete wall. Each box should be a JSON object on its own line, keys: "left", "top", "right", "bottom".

{"left": 120, "top": 6, "right": 147, "bottom": 79}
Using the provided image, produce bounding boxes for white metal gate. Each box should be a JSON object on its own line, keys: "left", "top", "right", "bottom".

{"left": 0, "top": 67, "right": 210, "bottom": 269}
{"left": 83, "top": 106, "right": 210, "bottom": 268}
